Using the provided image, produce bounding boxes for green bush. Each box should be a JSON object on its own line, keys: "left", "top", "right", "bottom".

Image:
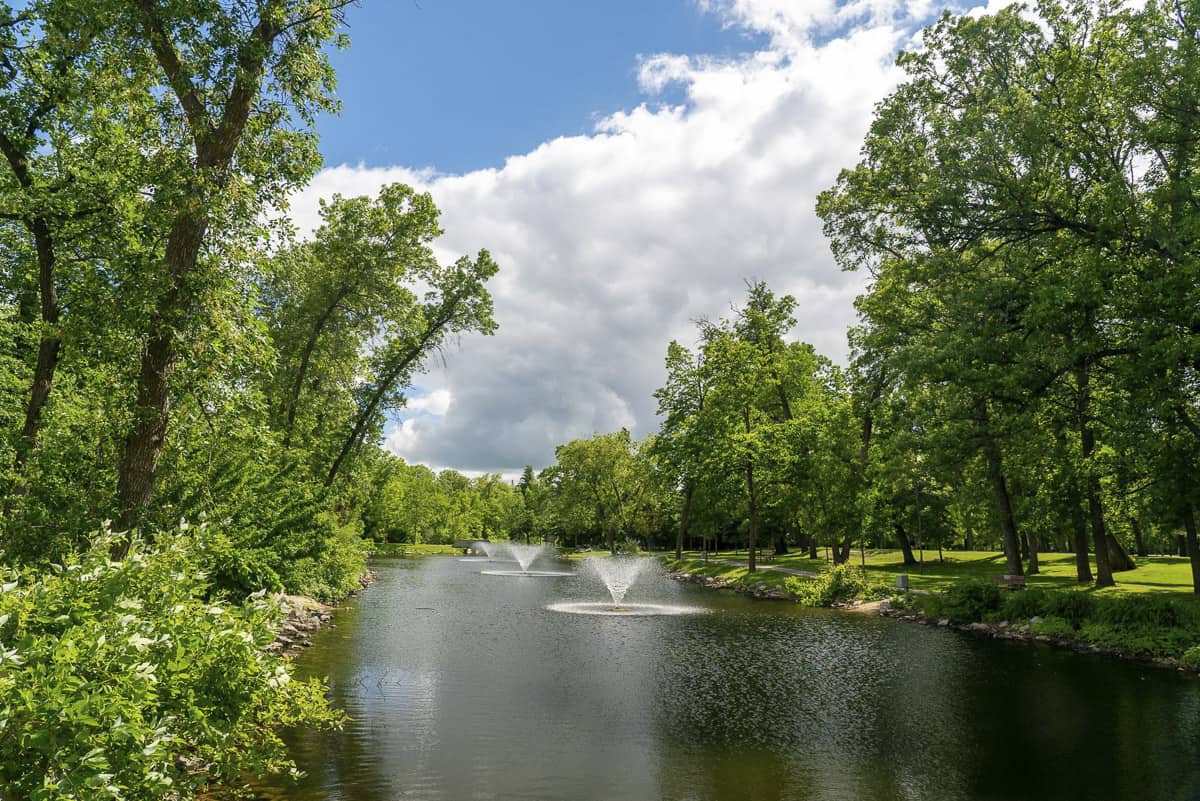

{"left": 943, "top": 579, "right": 1003, "bottom": 624}
{"left": 1094, "top": 594, "right": 1185, "bottom": 629}
{"left": 0, "top": 527, "right": 341, "bottom": 801}
{"left": 197, "top": 527, "right": 284, "bottom": 599}
{"left": 279, "top": 512, "right": 367, "bottom": 601}
{"left": 1045, "top": 591, "right": 1096, "bottom": 629}
{"left": 1182, "top": 645, "right": 1200, "bottom": 668}
{"left": 786, "top": 564, "right": 885, "bottom": 607}
{"left": 998, "top": 588, "right": 1095, "bottom": 630}
{"left": 1002, "top": 588, "right": 1051, "bottom": 621}
{"left": 1078, "top": 621, "right": 1196, "bottom": 658}
{"left": 155, "top": 455, "right": 366, "bottom": 602}
{"left": 1030, "top": 616, "right": 1078, "bottom": 639}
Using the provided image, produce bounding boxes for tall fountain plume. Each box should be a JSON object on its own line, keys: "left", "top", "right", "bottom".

{"left": 588, "top": 557, "right": 656, "bottom": 607}
{"left": 505, "top": 543, "right": 545, "bottom": 573}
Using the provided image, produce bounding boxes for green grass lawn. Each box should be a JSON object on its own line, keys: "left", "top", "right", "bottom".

{"left": 660, "top": 557, "right": 800, "bottom": 592}
{"left": 367, "top": 542, "right": 462, "bottom": 556}
{"left": 675, "top": 548, "right": 1197, "bottom": 596}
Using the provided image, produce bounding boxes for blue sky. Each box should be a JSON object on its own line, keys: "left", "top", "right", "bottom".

{"left": 318, "top": 1, "right": 767, "bottom": 173}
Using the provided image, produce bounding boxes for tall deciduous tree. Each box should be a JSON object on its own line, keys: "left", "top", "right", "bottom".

{"left": 115, "top": 0, "right": 351, "bottom": 532}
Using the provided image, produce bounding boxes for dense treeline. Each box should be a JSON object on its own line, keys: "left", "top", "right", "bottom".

{"left": 519, "top": 1, "right": 1200, "bottom": 594}
{"left": 0, "top": 1, "right": 497, "bottom": 795}
{"left": 355, "top": 453, "right": 528, "bottom": 545}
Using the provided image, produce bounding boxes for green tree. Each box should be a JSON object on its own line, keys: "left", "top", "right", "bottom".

{"left": 115, "top": 0, "right": 351, "bottom": 532}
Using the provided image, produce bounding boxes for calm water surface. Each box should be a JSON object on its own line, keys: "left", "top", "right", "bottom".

{"left": 255, "top": 557, "right": 1200, "bottom": 801}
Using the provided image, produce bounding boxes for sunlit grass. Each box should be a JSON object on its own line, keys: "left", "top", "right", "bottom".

{"left": 367, "top": 542, "right": 462, "bottom": 556}
{"left": 674, "top": 548, "right": 1198, "bottom": 596}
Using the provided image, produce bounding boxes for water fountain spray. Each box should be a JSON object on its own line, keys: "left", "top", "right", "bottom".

{"left": 545, "top": 556, "right": 707, "bottom": 616}
{"left": 505, "top": 543, "right": 545, "bottom": 573}
{"left": 589, "top": 557, "right": 654, "bottom": 608}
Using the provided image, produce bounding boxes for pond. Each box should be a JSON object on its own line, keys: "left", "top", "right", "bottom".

{"left": 255, "top": 556, "right": 1200, "bottom": 801}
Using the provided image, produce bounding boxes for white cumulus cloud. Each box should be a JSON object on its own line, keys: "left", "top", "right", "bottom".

{"left": 289, "top": 1, "right": 974, "bottom": 474}
{"left": 404, "top": 388, "right": 453, "bottom": 417}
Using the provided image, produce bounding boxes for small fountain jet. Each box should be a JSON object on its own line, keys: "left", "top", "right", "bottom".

{"left": 546, "top": 557, "right": 707, "bottom": 616}
{"left": 590, "top": 557, "right": 653, "bottom": 610}
{"left": 505, "top": 543, "right": 545, "bottom": 573}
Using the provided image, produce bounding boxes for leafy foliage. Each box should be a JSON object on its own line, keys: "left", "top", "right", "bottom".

{"left": 0, "top": 527, "right": 340, "bottom": 800}
{"left": 784, "top": 564, "right": 886, "bottom": 607}
{"left": 941, "top": 580, "right": 1004, "bottom": 625}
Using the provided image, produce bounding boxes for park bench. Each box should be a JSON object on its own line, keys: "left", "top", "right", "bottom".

{"left": 993, "top": 574, "right": 1026, "bottom": 590}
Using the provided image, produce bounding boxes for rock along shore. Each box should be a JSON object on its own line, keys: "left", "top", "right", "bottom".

{"left": 267, "top": 569, "right": 376, "bottom": 655}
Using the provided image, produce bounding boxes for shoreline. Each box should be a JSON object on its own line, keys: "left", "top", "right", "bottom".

{"left": 268, "top": 569, "right": 376, "bottom": 655}
{"left": 668, "top": 567, "right": 1200, "bottom": 675}
{"left": 668, "top": 567, "right": 794, "bottom": 600}
{"left": 878, "top": 599, "right": 1200, "bottom": 675}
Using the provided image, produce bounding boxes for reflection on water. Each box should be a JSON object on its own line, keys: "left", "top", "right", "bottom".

{"left": 255, "top": 557, "right": 1200, "bottom": 801}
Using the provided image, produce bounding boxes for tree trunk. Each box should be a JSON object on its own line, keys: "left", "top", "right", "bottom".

{"left": 1025, "top": 533, "right": 1039, "bottom": 575}
{"left": 675, "top": 484, "right": 693, "bottom": 560}
{"left": 1130, "top": 515, "right": 1148, "bottom": 557}
{"left": 1070, "top": 496, "right": 1093, "bottom": 582}
{"left": 117, "top": 213, "right": 207, "bottom": 532}
{"left": 0, "top": 122, "right": 65, "bottom": 496}
{"left": 326, "top": 312, "right": 452, "bottom": 487}
{"left": 1106, "top": 533, "right": 1137, "bottom": 572}
{"left": 773, "top": 529, "right": 788, "bottom": 556}
{"left": 807, "top": 535, "right": 818, "bottom": 559}
{"left": 745, "top": 463, "right": 757, "bottom": 573}
{"left": 838, "top": 533, "right": 854, "bottom": 565}
{"left": 1184, "top": 506, "right": 1200, "bottom": 595}
{"left": 893, "top": 521, "right": 918, "bottom": 566}
{"left": 976, "top": 401, "right": 1023, "bottom": 576}
{"left": 1076, "top": 364, "right": 1114, "bottom": 587}
{"left": 849, "top": 395, "right": 876, "bottom": 567}
{"left": 744, "top": 406, "right": 757, "bottom": 574}
{"left": 11, "top": 217, "right": 60, "bottom": 492}
{"left": 115, "top": 0, "right": 286, "bottom": 540}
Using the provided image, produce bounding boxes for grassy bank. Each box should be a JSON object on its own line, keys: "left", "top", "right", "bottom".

{"left": 366, "top": 542, "right": 463, "bottom": 556}
{"left": 664, "top": 549, "right": 1200, "bottom": 668}
{"left": 891, "top": 581, "right": 1200, "bottom": 667}
{"left": 663, "top": 557, "right": 887, "bottom": 605}
{"left": 677, "top": 548, "right": 1197, "bottom": 594}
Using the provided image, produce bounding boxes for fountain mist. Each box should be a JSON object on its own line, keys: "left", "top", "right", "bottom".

{"left": 477, "top": 541, "right": 502, "bottom": 560}
{"left": 588, "top": 557, "right": 656, "bottom": 606}
{"left": 504, "top": 543, "right": 545, "bottom": 573}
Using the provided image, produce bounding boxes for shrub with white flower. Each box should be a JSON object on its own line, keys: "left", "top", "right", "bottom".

{"left": 0, "top": 525, "right": 341, "bottom": 800}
